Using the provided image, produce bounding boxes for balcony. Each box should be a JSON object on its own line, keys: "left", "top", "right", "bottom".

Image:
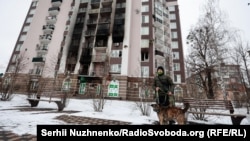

{"left": 43, "top": 24, "right": 55, "bottom": 34}
{"left": 112, "top": 26, "right": 124, "bottom": 37}
{"left": 29, "top": 69, "right": 43, "bottom": 76}
{"left": 87, "top": 19, "right": 98, "bottom": 25}
{"left": 89, "top": 71, "right": 106, "bottom": 77}
{"left": 96, "top": 29, "right": 109, "bottom": 36}
{"left": 78, "top": 8, "right": 87, "bottom": 13}
{"left": 99, "top": 18, "right": 111, "bottom": 24}
{"left": 164, "top": 22, "right": 170, "bottom": 30}
{"left": 91, "top": 0, "right": 101, "bottom": 5}
{"left": 155, "top": 28, "right": 164, "bottom": 38}
{"left": 80, "top": 55, "right": 92, "bottom": 64}
{"left": 88, "top": 9, "right": 100, "bottom": 14}
{"left": 155, "top": 50, "right": 165, "bottom": 59}
{"left": 95, "top": 41, "right": 107, "bottom": 48}
{"left": 36, "top": 45, "right": 48, "bottom": 53}
{"left": 86, "top": 43, "right": 94, "bottom": 48}
{"left": 80, "top": 0, "right": 89, "bottom": 3}
{"left": 48, "top": 7, "right": 60, "bottom": 16}
{"left": 46, "top": 16, "right": 57, "bottom": 24}
{"left": 40, "top": 35, "right": 52, "bottom": 44}
{"left": 102, "top": 0, "right": 113, "bottom": 6}
{"left": 92, "top": 55, "right": 107, "bottom": 62}
{"left": 155, "top": 38, "right": 164, "bottom": 49}
{"left": 84, "top": 30, "right": 95, "bottom": 37}
{"left": 96, "top": 26, "right": 109, "bottom": 36}
{"left": 51, "top": 0, "right": 62, "bottom": 7}
{"left": 154, "top": 20, "right": 162, "bottom": 28}
{"left": 100, "top": 8, "right": 112, "bottom": 14}
{"left": 114, "top": 19, "right": 125, "bottom": 24}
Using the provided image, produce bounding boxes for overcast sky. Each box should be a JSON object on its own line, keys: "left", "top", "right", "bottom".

{"left": 0, "top": 0, "right": 249, "bottom": 73}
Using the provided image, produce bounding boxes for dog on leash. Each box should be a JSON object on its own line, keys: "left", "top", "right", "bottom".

{"left": 151, "top": 103, "right": 189, "bottom": 125}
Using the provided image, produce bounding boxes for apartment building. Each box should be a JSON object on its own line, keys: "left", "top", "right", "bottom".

{"left": 186, "top": 63, "right": 246, "bottom": 101}
{"left": 5, "top": 0, "right": 185, "bottom": 100}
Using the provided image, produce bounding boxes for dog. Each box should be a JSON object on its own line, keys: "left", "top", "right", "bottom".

{"left": 151, "top": 103, "right": 189, "bottom": 125}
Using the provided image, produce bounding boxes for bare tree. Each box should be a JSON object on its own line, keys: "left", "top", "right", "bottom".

{"left": 230, "top": 37, "right": 250, "bottom": 86}
{"left": 88, "top": 53, "right": 110, "bottom": 112}
{"left": 229, "top": 35, "right": 250, "bottom": 113}
{"left": 186, "top": 0, "right": 234, "bottom": 99}
{"left": 92, "top": 83, "right": 106, "bottom": 112}
{"left": 1, "top": 52, "right": 28, "bottom": 101}
{"left": 26, "top": 52, "right": 73, "bottom": 110}
{"left": 0, "top": 73, "right": 3, "bottom": 98}
{"left": 26, "top": 54, "right": 57, "bottom": 99}
{"left": 135, "top": 78, "right": 153, "bottom": 116}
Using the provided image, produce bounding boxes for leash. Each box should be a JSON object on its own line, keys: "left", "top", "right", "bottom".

{"left": 156, "top": 91, "right": 160, "bottom": 104}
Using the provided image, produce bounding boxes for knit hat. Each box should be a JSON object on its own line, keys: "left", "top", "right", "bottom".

{"left": 157, "top": 66, "right": 164, "bottom": 71}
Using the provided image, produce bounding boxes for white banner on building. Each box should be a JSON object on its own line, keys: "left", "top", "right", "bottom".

{"left": 107, "top": 80, "right": 119, "bottom": 97}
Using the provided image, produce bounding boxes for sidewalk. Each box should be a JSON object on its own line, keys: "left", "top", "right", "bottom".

{"left": 0, "top": 114, "right": 132, "bottom": 141}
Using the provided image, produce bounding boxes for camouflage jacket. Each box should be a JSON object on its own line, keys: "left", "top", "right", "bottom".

{"left": 153, "top": 75, "right": 174, "bottom": 96}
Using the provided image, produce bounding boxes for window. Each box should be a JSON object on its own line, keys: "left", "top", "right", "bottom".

{"left": 41, "top": 44, "right": 48, "bottom": 50}
{"left": 142, "top": 0, "right": 148, "bottom": 2}
{"left": 30, "top": 81, "right": 38, "bottom": 90}
{"left": 155, "top": 8, "right": 163, "bottom": 16}
{"left": 174, "top": 85, "right": 183, "bottom": 100}
{"left": 115, "top": 13, "right": 125, "bottom": 19}
{"left": 141, "top": 27, "right": 149, "bottom": 35}
{"left": 155, "top": 16, "right": 163, "bottom": 24}
{"left": 116, "top": 2, "right": 126, "bottom": 8}
{"left": 79, "top": 8, "right": 87, "bottom": 12}
{"left": 171, "top": 41, "right": 178, "bottom": 49}
{"left": 170, "top": 22, "right": 177, "bottom": 29}
{"left": 155, "top": 3, "right": 163, "bottom": 11}
{"left": 173, "top": 52, "right": 179, "bottom": 60}
{"left": 141, "top": 5, "right": 149, "bottom": 12}
{"left": 29, "top": 9, "right": 36, "bottom": 15}
{"left": 16, "top": 44, "right": 22, "bottom": 51}
{"left": 174, "top": 74, "right": 181, "bottom": 83}
{"left": 19, "top": 35, "right": 27, "bottom": 41}
{"left": 23, "top": 26, "right": 30, "bottom": 32}
{"left": 165, "top": 47, "right": 172, "bottom": 55}
{"left": 110, "top": 64, "right": 121, "bottom": 73}
{"left": 141, "top": 52, "right": 149, "bottom": 62}
{"left": 26, "top": 17, "right": 33, "bottom": 23}
{"left": 171, "top": 31, "right": 178, "bottom": 39}
{"left": 163, "top": 9, "right": 169, "bottom": 18}
{"left": 76, "top": 17, "right": 81, "bottom": 23}
{"left": 111, "top": 50, "right": 122, "bottom": 58}
{"left": 173, "top": 63, "right": 180, "bottom": 71}
{"left": 37, "top": 52, "right": 46, "bottom": 58}
{"left": 12, "top": 54, "right": 19, "bottom": 63}
{"left": 141, "top": 39, "right": 149, "bottom": 48}
{"left": 142, "top": 15, "right": 149, "bottom": 23}
{"left": 169, "top": 13, "right": 176, "bottom": 20}
{"left": 34, "top": 65, "right": 43, "bottom": 75}
{"left": 32, "top": 1, "right": 38, "bottom": 7}
{"left": 62, "top": 79, "right": 72, "bottom": 91}
{"left": 168, "top": 6, "right": 175, "bottom": 12}
{"left": 141, "top": 66, "right": 149, "bottom": 77}
{"left": 72, "top": 39, "right": 80, "bottom": 46}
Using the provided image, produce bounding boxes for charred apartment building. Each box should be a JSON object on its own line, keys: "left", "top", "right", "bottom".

{"left": 5, "top": 0, "right": 185, "bottom": 100}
